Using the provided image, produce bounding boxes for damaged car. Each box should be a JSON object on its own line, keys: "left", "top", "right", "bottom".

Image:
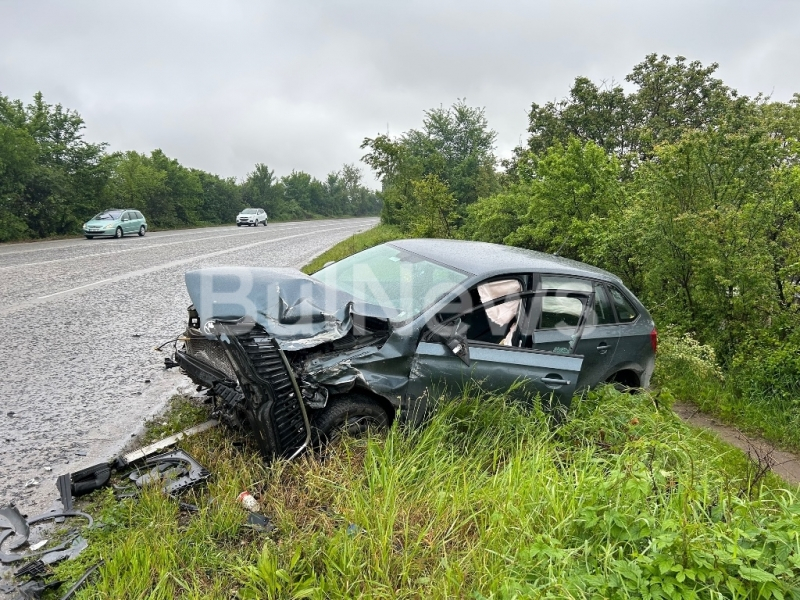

{"left": 171, "top": 239, "right": 656, "bottom": 461}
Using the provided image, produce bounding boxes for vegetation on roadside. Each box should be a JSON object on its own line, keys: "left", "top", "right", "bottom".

{"left": 51, "top": 389, "right": 800, "bottom": 599}
{"left": 0, "top": 93, "right": 381, "bottom": 242}
{"left": 301, "top": 224, "right": 407, "bottom": 275}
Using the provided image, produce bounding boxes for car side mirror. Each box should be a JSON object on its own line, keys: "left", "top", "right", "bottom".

{"left": 444, "top": 331, "right": 471, "bottom": 365}
{"left": 426, "top": 317, "right": 471, "bottom": 365}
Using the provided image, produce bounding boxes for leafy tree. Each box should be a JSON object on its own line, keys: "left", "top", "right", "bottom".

{"left": 517, "top": 54, "right": 744, "bottom": 174}
{"left": 0, "top": 92, "right": 110, "bottom": 237}
{"left": 194, "top": 170, "right": 242, "bottom": 224}
{"left": 362, "top": 100, "right": 498, "bottom": 233}
{"left": 466, "top": 138, "right": 624, "bottom": 265}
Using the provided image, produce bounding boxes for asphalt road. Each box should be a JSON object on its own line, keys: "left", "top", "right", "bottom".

{"left": 0, "top": 217, "right": 378, "bottom": 511}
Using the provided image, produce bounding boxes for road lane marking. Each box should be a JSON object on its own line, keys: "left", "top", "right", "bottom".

{"left": 0, "top": 224, "right": 322, "bottom": 271}
{"left": 34, "top": 225, "right": 356, "bottom": 301}
{"left": 0, "top": 218, "right": 376, "bottom": 259}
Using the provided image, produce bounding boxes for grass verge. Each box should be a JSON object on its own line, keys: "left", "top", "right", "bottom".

{"left": 654, "top": 329, "right": 800, "bottom": 454}
{"left": 48, "top": 388, "right": 800, "bottom": 598}
{"left": 301, "top": 224, "right": 406, "bottom": 274}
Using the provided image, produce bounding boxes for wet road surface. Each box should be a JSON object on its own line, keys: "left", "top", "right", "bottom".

{"left": 0, "top": 218, "right": 377, "bottom": 511}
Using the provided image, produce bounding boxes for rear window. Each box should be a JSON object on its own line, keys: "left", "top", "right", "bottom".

{"left": 609, "top": 286, "right": 638, "bottom": 322}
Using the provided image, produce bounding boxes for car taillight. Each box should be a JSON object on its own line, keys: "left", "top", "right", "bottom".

{"left": 650, "top": 327, "right": 658, "bottom": 353}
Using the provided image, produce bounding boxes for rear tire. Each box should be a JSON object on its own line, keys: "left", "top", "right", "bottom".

{"left": 138, "top": 225, "right": 146, "bottom": 236}
{"left": 114, "top": 227, "right": 123, "bottom": 239}
{"left": 312, "top": 394, "right": 390, "bottom": 446}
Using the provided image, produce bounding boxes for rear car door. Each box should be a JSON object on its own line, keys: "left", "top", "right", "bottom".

{"left": 532, "top": 276, "right": 620, "bottom": 389}
{"left": 407, "top": 286, "right": 592, "bottom": 417}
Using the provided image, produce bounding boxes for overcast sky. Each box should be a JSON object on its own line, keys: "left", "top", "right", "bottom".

{"left": 2, "top": 1, "right": 799, "bottom": 186}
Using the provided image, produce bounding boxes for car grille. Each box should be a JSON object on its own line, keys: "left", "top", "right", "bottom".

{"left": 219, "top": 327, "right": 310, "bottom": 460}
{"left": 185, "top": 337, "right": 236, "bottom": 380}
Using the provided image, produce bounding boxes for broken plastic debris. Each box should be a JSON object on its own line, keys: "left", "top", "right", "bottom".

{"left": 24, "top": 478, "right": 40, "bottom": 487}
{"left": 117, "top": 420, "right": 218, "bottom": 467}
{"left": 41, "top": 536, "right": 88, "bottom": 564}
{"left": 244, "top": 512, "right": 275, "bottom": 533}
{"left": 129, "top": 449, "right": 211, "bottom": 495}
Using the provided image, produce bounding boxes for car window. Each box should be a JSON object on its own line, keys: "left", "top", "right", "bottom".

{"left": 540, "top": 275, "right": 593, "bottom": 292}
{"left": 464, "top": 279, "right": 523, "bottom": 345}
{"left": 95, "top": 210, "right": 122, "bottom": 220}
{"left": 593, "top": 284, "right": 615, "bottom": 325}
{"left": 538, "top": 296, "right": 585, "bottom": 329}
{"left": 608, "top": 285, "right": 638, "bottom": 322}
{"left": 539, "top": 275, "right": 612, "bottom": 326}
{"left": 312, "top": 244, "right": 470, "bottom": 322}
{"left": 134, "top": 211, "right": 143, "bottom": 219}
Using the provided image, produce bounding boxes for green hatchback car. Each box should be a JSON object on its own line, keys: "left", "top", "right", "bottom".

{"left": 83, "top": 209, "right": 147, "bottom": 239}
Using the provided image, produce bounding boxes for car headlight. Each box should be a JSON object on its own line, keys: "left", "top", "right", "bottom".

{"left": 105, "top": 223, "right": 115, "bottom": 229}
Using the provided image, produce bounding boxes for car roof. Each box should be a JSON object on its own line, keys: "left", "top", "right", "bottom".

{"left": 389, "top": 238, "right": 623, "bottom": 284}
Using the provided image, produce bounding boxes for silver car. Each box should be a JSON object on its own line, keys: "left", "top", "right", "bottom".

{"left": 170, "top": 239, "right": 657, "bottom": 460}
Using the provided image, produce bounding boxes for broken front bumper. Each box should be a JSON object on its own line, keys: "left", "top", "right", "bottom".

{"left": 176, "top": 324, "right": 312, "bottom": 461}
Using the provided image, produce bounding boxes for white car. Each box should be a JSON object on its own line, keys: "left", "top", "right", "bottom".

{"left": 236, "top": 208, "right": 268, "bottom": 227}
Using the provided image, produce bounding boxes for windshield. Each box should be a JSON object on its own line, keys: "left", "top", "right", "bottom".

{"left": 311, "top": 244, "right": 469, "bottom": 322}
{"left": 93, "top": 211, "right": 122, "bottom": 220}
{"left": 241, "top": 208, "right": 258, "bottom": 214}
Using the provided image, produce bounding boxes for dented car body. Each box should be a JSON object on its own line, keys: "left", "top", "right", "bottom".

{"left": 173, "top": 239, "right": 656, "bottom": 460}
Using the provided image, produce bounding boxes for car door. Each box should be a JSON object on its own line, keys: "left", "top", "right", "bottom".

{"left": 121, "top": 211, "right": 135, "bottom": 234}
{"left": 531, "top": 276, "right": 620, "bottom": 389}
{"left": 406, "top": 286, "right": 591, "bottom": 420}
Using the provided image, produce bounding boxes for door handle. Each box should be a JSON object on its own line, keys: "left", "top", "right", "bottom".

{"left": 541, "top": 376, "right": 570, "bottom": 386}
{"left": 597, "top": 342, "right": 609, "bottom": 355}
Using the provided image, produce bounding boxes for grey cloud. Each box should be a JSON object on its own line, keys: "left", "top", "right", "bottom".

{"left": 1, "top": 1, "right": 798, "bottom": 183}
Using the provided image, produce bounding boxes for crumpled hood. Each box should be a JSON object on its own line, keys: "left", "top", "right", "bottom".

{"left": 185, "top": 267, "right": 357, "bottom": 351}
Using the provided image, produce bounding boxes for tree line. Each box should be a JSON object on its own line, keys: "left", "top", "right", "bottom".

{"left": 362, "top": 54, "right": 800, "bottom": 401}
{"left": 0, "top": 92, "right": 381, "bottom": 242}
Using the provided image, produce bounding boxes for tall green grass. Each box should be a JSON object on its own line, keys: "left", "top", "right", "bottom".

{"left": 55, "top": 389, "right": 799, "bottom": 598}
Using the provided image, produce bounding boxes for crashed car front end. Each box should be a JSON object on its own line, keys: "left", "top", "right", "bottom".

{"left": 172, "top": 266, "right": 406, "bottom": 460}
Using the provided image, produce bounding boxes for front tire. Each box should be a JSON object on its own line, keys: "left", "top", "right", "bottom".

{"left": 114, "top": 227, "right": 123, "bottom": 239}
{"left": 312, "top": 394, "right": 390, "bottom": 446}
{"left": 138, "top": 225, "right": 146, "bottom": 236}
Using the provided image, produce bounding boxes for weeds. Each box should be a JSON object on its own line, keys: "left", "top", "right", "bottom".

{"left": 301, "top": 225, "right": 407, "bottom": 275}
{"left": 655, "top": 327, "right": 800, "bottom": 453}
{"left": 50, "top": 388, "right": 800, "bottom": 599}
